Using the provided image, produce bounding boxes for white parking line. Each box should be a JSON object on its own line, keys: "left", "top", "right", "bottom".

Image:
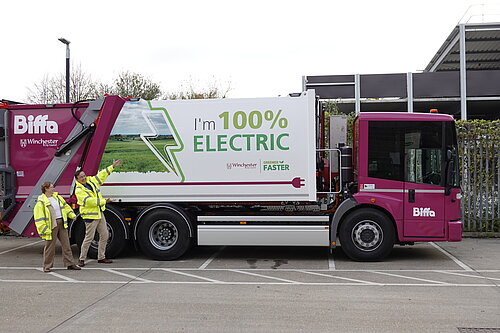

{"left": 369, "top": 270, "right": 449, "bottom": 285}
{"left": 0, "top": 278, "right": 496, "bottom": 287}
{"left": 0, "top": 279, "right": 130, "bottom": 284}
{"left": 1, "top": 267, "right": 499, "bottom": 273}
{"left": 230, "top": 269, "right": 299, "bottom": 284}
{"left": 35, "top": 268, "right": 79, "bottom": 282}
{"left": 429, "top": 242, "right": 474, "bottom": 271}
{"left": 0, "top": 267, "right": 498, "bottom": 286}
{"left": 100, "top": 268, "right": 153, "bottom": 283}
{"left": 328, "top": 252, "right": 336, "bottom": 271}
{"left": 0, "top": 240, "right": 44, "bottom": 255}
{"left": 298, "top": 270, "right": 381, "bottom": 285}
{"left": 161, "top": 268, "right": 222, "bottom": 283}
{"left": 198, "top": 247, "right": 226, "bottom": 270}
{"left": 437, "top": 270, "right": 500, "bottom": 282}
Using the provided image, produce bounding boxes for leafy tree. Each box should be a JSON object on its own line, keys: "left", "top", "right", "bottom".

{"left": 112, "top": 71, "right": 162, "bottom": 100}
{"left": 166, "top": 78, "right": 231, "bottom": 100}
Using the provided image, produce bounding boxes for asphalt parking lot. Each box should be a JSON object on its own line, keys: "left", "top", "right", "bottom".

{"left": 1, "top": 236, "right": 499, "bottom": 332}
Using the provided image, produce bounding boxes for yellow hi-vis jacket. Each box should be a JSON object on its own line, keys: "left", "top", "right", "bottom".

{"left": 33, "top": 192, "right": 76, "bottom": 241}
{"left": 74, "top": 165, "right": 114, "bottom": 220}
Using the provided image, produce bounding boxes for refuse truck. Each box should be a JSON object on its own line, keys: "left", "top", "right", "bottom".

{"left": 0, "top": 90, "right": 462, "bottom": 261}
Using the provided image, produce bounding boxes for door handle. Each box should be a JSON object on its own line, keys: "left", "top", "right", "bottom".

{"left": 408, "top": 189, "right": 415, "bottom": 203}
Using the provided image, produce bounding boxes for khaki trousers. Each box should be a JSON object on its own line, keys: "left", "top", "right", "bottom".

{"left": 79, "top": 215, "right": 109, "bottom": 261}
{"left": 43, "top": 218, "right": 75, "bottom": 270}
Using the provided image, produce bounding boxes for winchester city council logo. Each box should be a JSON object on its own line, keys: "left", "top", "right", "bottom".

{"left": 226, "top": 162, "right": 258, "bottom": 170}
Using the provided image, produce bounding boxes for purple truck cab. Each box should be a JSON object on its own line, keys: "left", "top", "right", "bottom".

{"left": 338, "top": 112, "right": 462, "bottom": 260}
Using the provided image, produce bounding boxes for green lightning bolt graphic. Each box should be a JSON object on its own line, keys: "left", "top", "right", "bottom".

{"left": 141, "top": 101, "right": 185, "bottom": 182}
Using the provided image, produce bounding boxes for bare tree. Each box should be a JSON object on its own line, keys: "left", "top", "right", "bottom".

{"left": 26, "top": 75, "right": 57, "bottom": 104}
{"left": 70, "top": 65, "right": 104, "bottom": 101}
{"left": 26, "top": 65, "right": 104, "bottom": 104}
{"left": 27, "top": 67, "right": 228, "bottom": 104}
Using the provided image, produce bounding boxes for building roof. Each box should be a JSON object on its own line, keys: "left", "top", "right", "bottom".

{"left": 425, "top": 22, "right": 500, "bottom": 72}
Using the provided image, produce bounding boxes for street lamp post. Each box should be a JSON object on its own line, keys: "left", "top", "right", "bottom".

{"left": 58, "top": 38, "right": 71, "bottom": 103}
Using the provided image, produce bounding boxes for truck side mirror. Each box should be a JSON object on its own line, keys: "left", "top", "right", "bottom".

{"left": 446, "top": 148, "right": 453, "bottom": 161}
{"left": 444, "top": 148, "right": 455, "bottom": 196}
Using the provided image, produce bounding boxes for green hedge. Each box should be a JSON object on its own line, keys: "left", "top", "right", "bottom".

{"left": 456, "top": 120, "right": 500, "bottom": 232}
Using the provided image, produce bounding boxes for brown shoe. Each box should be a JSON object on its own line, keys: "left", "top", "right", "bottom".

{"left": 43, "top": 268, "right": 51, "bottom": 273}
{"left": 67, "top": 265, "right": 81, "bottom": 270}
{"left": 78, "top": 260, "right": 85, "bottom": 267}
{"left": 97, "top": 259, "right": 113, "bottom": 264}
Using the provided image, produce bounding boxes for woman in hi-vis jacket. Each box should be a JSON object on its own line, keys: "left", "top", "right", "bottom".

{"left": 34, "top": 182, "right": 81, "bottom": 272}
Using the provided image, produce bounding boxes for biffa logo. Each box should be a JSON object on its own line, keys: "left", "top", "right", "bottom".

{"left": 14, "top": 115, "right": 58, "bottom": 134}
{"left": 413, "top": 207, "right": 436, "bottom": 217}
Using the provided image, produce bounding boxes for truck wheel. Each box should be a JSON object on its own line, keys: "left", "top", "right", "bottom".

{"left": 102, "top": 206, "right": 128, "bottom": 258}
{"left": 339, "top": 209, "right": 395, "bottom": 261}
{"left": 74, "top": 207, "right": 127, "bottom": 259}
{"left": 137, "top": 209, "right": 191, "bottom": 260}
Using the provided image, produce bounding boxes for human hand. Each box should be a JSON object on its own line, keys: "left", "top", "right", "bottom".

{"left": 112, "top": 159, "right": 123, "bottom": 167}
{"left": 106, "top": 198, "right": 115, "bottom": 203}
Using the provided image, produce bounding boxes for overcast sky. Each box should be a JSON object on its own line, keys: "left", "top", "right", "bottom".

{"left": 2, "top": 0, "right": 500, "bottom": 102}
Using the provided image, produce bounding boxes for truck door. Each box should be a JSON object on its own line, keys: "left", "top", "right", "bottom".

{"left": 403, "top": 121, "right": 445, "bottom": 237}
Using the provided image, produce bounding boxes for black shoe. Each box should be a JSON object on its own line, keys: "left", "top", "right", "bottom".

{"left": 67, "top": 265, "right": 81, "bottom": 270}
{"left": 97, "top": 259, "right": 113, "bottom": 264}
{"left": 78, "top": 260, "right": 85, "bottom": 267}
{"left": 43, "top": 268, "right": 51, "bottom": 273}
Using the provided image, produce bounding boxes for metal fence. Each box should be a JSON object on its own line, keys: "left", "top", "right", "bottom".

{"left": 458, "top": 127, "right": 500, "bottom": 232}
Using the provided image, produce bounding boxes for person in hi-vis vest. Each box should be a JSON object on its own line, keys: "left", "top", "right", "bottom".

{"left": 34, "top": 182, "right": 81, "bottom": 272}
{"left": 74, "top": 160, "right": 123, "bottom": 266}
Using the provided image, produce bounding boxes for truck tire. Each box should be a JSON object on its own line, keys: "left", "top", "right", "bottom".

{"left": 339, "top": 208, "right": 395, "bottom": 261}
{"left": 74, "top": 207, "right": 128, "bottom": 259}
{"left": 137, "top": 208, "right": 191, "bottom": 260}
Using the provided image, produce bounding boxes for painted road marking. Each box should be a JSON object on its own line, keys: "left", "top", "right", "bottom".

{"left": 2, "top": 267, "right": 499, "bottom": 273}
{"left": 230, "top": 269, "right": 299, "bottom": 284}
{"left": 328, "top": 252, "right": 336, "bottom": 271}
{"left": 0, "top": 240, "right": 44, "bottom": 255}
{"left": 369, "top": 270, "right": 449, "bottom": 285}
{"left": 298, "top": 270, "right": 381, "bottom": 285}
{"left": 161, "top": 268, "right": 222, "bottom": 283}
{"left": 1, "top": 267, "right": 499, "bottom": 286}
{"left": 0, "top": 279, "right": 496, "bottom": 287}
{"left": 35, "top": 268, "right": 79, "bottom": 282}
{"left": 437, "top": 270, "right": 500, "bottom": 282}
{"left": 100, "top": 268, "right": 153, "bottom": 283}
{"left": 198, "top": 246, "right": 226, "bottom": 270}
{"left": 429, "top": 242, "right": 474, "bottom": 271}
